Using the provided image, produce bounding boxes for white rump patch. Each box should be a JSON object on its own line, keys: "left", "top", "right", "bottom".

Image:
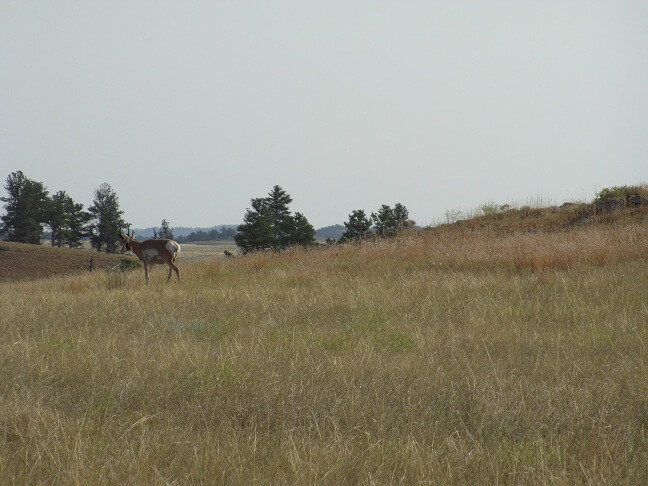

{"left": 166, "top": 241, "right": 180, "bottom": 255}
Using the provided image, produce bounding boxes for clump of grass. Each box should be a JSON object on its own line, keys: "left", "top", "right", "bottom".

{"left": 103, "top": 259, "right": 142, "bottom": 289}
{"left": 105, "top": 267, "right": 127, "bottom": 289}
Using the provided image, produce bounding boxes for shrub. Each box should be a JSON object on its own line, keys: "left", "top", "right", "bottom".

{"left": 119, "top": 258, "right": 141, "bottom": 271}
{"left": 480, "top": 202, "right": 511, "bottom": 216}
{"left": 594, "top": 184, "right": 648, "bottom": 203}
{"left": 480, "top": 202, "right": 500, "bottom": 216}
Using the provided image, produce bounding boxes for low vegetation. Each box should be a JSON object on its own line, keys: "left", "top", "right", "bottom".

{"left": 442, "top": 197, "right": 648, "bottom": 234}
{"left": 593, "top": 183, "right": 648, "bottom": 203}
{"left": 0, "top": 200, "right": 647, "bottom": 484}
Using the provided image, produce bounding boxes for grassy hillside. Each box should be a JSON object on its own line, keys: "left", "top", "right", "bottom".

{"left": 0, "top": 209, "right": 647, "bottom": 484}
{"left": 0, "top": 241, "right": 133, "bottom": 281}
{"left": 438, "top": 200, "right": 648, "bottom": 233}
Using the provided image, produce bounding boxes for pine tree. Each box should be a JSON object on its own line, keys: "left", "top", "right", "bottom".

{"left": 45, "top": 191, "right": 90, "bottom": 248}
{"left": 393, "top": 203, "right": 410, "bottom": 231}
{"left": 88, "top": 183, "right": 127, "bottom": 253}
{"left": 282, "top": 212, "right": 316, "bottom": 248}
{"left": 158, "top": 219, "right": 174, "bottom": 239}
{"left": 234, "top": 197, "right": 274, "bottom": 253}
{"left": 266, "top": 185, "right": 293, "bottom": 250}
{"left": 63, "top": 197, "right": 91, "bottom": 248}
{"left": 235, "top": 186, "right": 315, "bottom": 253}
{"left": 340, "top": 209, "right": 373, "bottom": 243}
{"left": 0, "top": 171, "right": 49, "bottom": 244}
{"left": 46, "top": 191, "right": 68, "bottom": 247}
{"left": 371, "top": 204, "right": 397, "bottom": 237}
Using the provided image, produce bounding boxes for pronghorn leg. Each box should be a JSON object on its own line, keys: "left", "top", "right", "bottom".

{"left": 167, "top": 262, "right": 179, "bottom": 282}
{"left": 144, "top": 261, "right": 150, "bottom": 285}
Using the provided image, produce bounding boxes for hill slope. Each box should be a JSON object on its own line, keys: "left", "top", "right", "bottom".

{"left": 432, "top": 201, "right": 648, "bottom": 233}
{"left": 0, "top": 241, "right": 133, "bottom": 281}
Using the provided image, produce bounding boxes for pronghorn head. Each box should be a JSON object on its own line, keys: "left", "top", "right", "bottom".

{"left": 118, "top": 231, "right": 136, "bottom": 254}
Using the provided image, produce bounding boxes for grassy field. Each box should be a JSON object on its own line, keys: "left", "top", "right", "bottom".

{"left": 0, "top": 218, "right": 647, "bottom": 484}
{"left": 178, "top": 241, "right": 239, "bottom": 261}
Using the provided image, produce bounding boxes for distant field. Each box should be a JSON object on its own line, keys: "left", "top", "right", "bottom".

{"left": 178, "top": 240, "right": 238, "bottom": 261}
{"left": 0, "top": 212, "right": 647, "bottom": 483}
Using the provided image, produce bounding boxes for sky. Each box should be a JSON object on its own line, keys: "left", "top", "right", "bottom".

{"left": 1, "top": 1, "right": 647, "bottom": 229}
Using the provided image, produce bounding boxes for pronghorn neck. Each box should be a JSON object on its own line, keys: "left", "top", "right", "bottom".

{"left": 127, "top": 238, "right": 144, "bottom": 258}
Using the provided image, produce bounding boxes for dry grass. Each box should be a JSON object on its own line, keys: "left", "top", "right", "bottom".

{"left": 0, "top": 223, "right": 647, "bottom": 484}
{"left": 445, "top": 201, "right": 648, "bottom": 233}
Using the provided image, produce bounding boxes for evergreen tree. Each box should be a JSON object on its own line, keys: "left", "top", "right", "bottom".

{"left": 88, "top": 183, "right": 127, "bottom": 253}
{"left": 234, "top": 197, "right": 274, "bottom": 253}
{"left": 393, "top": 203, "right": 410, "bottom": 231}
{"left": 45, "top": 190, "right": 89, "bottom": 247}
{"left": 0, "top": 171, "right": 49, "bottom": 244}
{"left": 266, "top": 185, "right": 293, "bottom": 250}
{"left": 63, "top": 197, "right": 91, "bottom": 248}
{"left": 282, "top": 212, "right": 316, "bottom": 248}
{"left": 158, "top": 219, "right": 174, "bottom": 239}
{"left": 235, "top": 186, "right": 315, "bottom": 253}
{"left": 371, "top": 204, "right": 397, "bottom": 237}
{"left": 340, "top": 209, "right": 373, "bottom": 243}
{"left": 46, "top": 191, "right": 69, "bottom": 247}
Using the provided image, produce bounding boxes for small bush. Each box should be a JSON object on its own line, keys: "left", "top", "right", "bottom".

{"left": 594, "top": 184, "right": 648, "bottom": 203}
{"left": 119, "top": 258, "right": 141, "bottom": 271}
{"left": 445, "top": 208, "right": 463, "bottom": 224}
{"left": 480, "top": 202, "right": 500, "bottom": 215}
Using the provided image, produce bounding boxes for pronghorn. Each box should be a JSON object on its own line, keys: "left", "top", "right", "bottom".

{"left": 118, "top": 231, "right": 181, "bottom": 284}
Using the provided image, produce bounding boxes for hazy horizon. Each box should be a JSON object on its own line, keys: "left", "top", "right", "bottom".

{"left": 2, "top": 1, "right": 646, "bottom": 229}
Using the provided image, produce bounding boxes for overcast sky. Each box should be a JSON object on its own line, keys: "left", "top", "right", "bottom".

{"left": 1, "top": 1, "right": 646, "bottom": 229}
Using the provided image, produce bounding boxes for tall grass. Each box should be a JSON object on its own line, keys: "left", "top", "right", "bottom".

{"left": 1, "top": 224, "right": 647, "bottom": 484}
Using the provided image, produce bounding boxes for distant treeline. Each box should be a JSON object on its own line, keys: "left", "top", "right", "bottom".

{"left": 176, "top": 227, "right": 237, "bottom": 243}
{"left": 1, "top": 170, "right": 415, "bottom": 254}
{"left": 1, "top": 171, "right": 128, "bottom": 252}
